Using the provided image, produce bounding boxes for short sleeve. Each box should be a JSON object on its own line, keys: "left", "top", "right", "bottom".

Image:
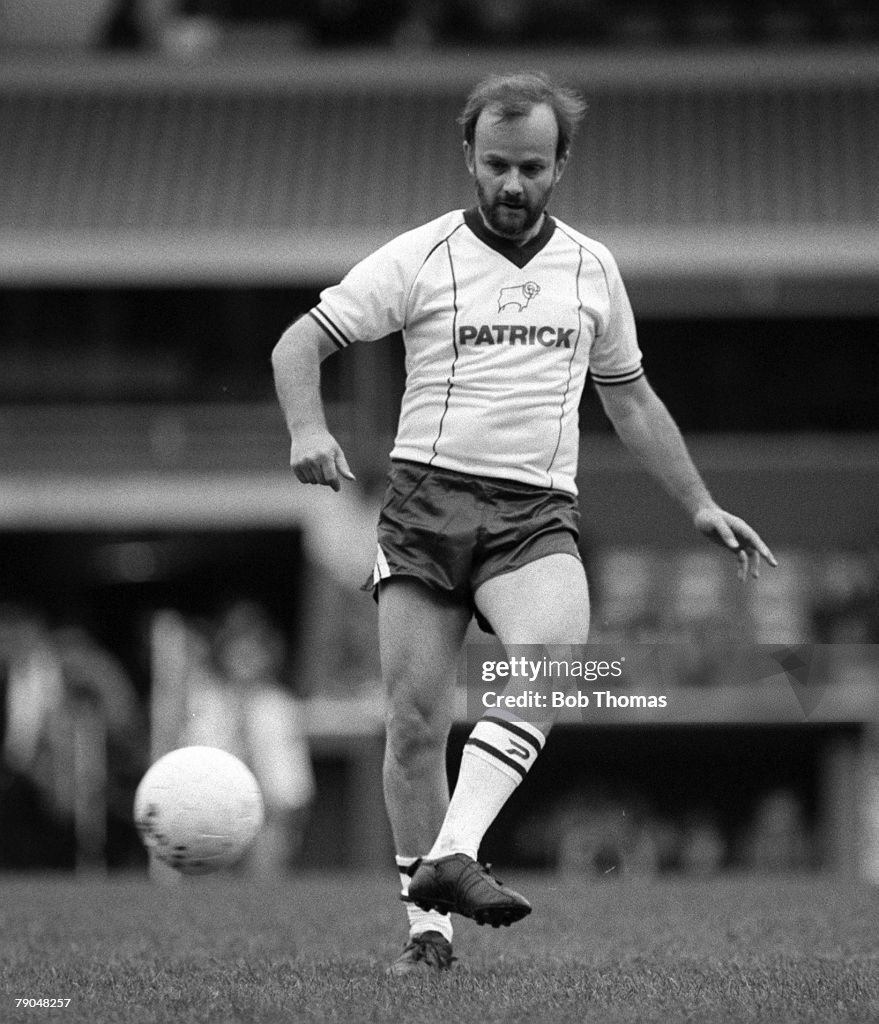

{"left": 588, "top": 251, "right": 644, "bottom": 387}
{"left": 308, "top": 235, "right": 415, "bottom": 350}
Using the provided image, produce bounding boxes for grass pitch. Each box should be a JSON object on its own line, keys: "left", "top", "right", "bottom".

{"left": 2, "top": 872, "right": 877, "bottom": 1023}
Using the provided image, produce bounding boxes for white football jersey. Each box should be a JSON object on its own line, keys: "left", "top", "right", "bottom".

{"left": 309, "top": 208, "right": 643, "bottom": 495}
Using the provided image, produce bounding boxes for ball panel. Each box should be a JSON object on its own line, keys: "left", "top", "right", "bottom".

{"left": 134, "top": 746, "right": 265, "bottom": 875}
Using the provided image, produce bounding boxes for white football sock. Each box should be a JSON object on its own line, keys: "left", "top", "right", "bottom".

{"left": 396, "top": 855, "right": 453, "bottom": 941}
{"left": 426, "top": 715, "right": 546, "bottom": 861}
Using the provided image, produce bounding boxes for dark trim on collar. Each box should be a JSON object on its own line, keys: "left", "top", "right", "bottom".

{"left": 463, "top": 207, "right": 556, "bottom": 268}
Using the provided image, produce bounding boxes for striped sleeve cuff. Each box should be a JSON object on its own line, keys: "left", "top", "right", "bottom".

{"left": 590, "top": 364, "right": 644, "bottom": 387}
{"left": 309, "top": 307, "right": 351, "bottom": 350}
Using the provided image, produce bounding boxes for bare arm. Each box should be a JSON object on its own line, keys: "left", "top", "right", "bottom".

{"left": 271, "top": 316, "right": 355, "bottom": 491}
{"left": 597, "top": 375, "right": 777, "bottom": 579}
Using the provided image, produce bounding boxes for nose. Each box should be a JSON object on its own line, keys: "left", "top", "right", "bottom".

{"left": 502, "top": 169, "right": 524, "bottom": 196}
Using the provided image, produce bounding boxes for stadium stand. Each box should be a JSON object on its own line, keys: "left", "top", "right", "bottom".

{"left": 1, "top": 52, "right": 877, "bottom": 290}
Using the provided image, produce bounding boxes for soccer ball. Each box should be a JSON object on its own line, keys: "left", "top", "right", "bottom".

{"left": 134, "top": 746, "right": 265, "bottom": 875}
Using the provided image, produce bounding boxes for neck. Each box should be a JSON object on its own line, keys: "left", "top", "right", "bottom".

{"left": 479, "top": 207, "right": 545, "bottom": 247}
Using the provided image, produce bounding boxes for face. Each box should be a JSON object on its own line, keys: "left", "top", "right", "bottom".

{"left": 464, "top": 102, "right": 567, "bottom": 243}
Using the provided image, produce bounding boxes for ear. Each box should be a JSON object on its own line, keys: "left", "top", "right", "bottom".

{"left": 463, "top": 140, "right": 475, "bottom": 177}
{"left": 553, "top": 152, "right": 568, "bottom": 185}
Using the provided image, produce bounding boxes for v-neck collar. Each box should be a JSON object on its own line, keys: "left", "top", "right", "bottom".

{"left": 463, "top": 207, "right": 556, "bottom": 269}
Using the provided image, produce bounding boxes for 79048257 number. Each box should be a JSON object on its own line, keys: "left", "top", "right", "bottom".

{"left": 15, "top": 999, "right": 71, "bottom": 1008}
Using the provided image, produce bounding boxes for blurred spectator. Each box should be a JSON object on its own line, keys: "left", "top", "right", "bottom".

{"left": 679, "top": 806, "right": 726, "bottom": 875}
{"left": 1, "top": 607, "right": 63, "bottom": 786}
{"left": 48, "top": 626, "right": 146, "bottom": 817}
{"left": 541, "top": 788, "right": 666, "bottom": 878}
{"left": 87, "top": 0, "right": 879, "bottom": 50}
{"left": 180, "top": 600, "right": 315, "bottom": 876}
{"left": 740, "top": 787, "right": 811, "bottom": 871}
{"left": 1, "top": 607, "right": 145, "bottom": 870}
{"left": 82, "top": 0, "right": 879, "bottom": 51}
{"left": 525, "top": 786, "right": 735, "bottom": 878}
{"left": 1, "top": 606, "right": 68, "bottom": 867}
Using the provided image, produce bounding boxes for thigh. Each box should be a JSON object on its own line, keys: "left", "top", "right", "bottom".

{"left": 378, "top": 577, "right": 472, "bottom": 724}
{"left": 474, "top": 552, "right": 590, "bottom": 646}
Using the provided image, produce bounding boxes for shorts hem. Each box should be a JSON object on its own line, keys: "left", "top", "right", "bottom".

{"left": 364, "top": 568, "right": 470, "bottom": 608}
{"left": 471, "top": 531, "right": 581, "bottom": 593}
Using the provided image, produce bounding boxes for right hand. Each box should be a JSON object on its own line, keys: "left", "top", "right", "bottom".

{"left": 289, "top": 426, "right": 355, "bottom": 492}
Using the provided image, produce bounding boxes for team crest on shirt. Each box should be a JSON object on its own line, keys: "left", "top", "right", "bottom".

{"left": 458, "top": 278, "right": 574, "bottom": 348}
{"left": 498, "top": 281, "right": 540, "bottom": 312}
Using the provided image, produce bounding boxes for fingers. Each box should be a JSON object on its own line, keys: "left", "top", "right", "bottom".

{"left": 294, "top": 453, "right": 340, "bottom": 490}
{"left": 291, "top": 441, "right": 355, "bottom": 491}
{"left": 335, "top": 449, "right": 356, "bottom": 483}
{"left": 753, "top": 536, "right": 778, "bottom": 568}
{"left": 710, "top": 515, "right": 741, "bottom": 553}
{"left": 695, "top": 508, "right": 778, "bottom": 581}
{"left": 728, "top": 520, "right": 778, "bottom": 579}
{"left": 733, "top": 536, "right": 778, "bottom": 582}
{"left": 323, "top": 452, "right": 341, "bottom": 492}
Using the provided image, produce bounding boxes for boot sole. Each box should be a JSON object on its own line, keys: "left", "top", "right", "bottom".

{"left": 408, "top": 897, "right": 531, "bottom": 927}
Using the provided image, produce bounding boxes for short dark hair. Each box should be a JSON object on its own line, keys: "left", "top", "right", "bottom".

{"left": 458, "top": 71, "right": 587, "bottom": 162}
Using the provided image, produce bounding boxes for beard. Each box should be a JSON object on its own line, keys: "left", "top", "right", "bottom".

{"left": 476, "top": 178, "right": 552, "bottom": 241}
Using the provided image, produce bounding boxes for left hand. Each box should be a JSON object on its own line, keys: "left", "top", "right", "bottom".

{"left": 693, "top": 507, "right": 778, "bottom": 582}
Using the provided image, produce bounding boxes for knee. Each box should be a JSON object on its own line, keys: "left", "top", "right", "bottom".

{"left": 385, "top": 701, "right": 449, "bottom": 764}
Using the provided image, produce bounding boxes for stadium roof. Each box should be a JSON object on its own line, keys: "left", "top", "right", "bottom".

{"left": 2, "top": 49, "right": 877, "bottom": 312}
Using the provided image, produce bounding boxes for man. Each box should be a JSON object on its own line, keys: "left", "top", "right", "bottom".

{"left": 271, "top": 71, "right": 776, "bottom": 974}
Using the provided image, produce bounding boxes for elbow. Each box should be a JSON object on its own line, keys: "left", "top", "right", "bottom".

{"left": 270, "top": 337, "right": 285, "bottom": 374}
{"left": 271, "top": 321, "right": 307, "bottom": 374}
{"left": 272, "top": 324, "right": 294, "bottom": 363}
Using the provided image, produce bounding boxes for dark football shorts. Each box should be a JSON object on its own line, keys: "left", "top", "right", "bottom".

{"left": 365, "top": 459, "right": 581, "bottom": 633}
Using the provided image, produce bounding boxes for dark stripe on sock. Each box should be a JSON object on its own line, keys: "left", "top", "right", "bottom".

{"left": 482, "top": 715, "right": 544, "bottom": 756}
{"left": 395, "top": 857, "right": 422, "bottom": 877}
{"left": 465, "top": 738, "right": 528, "bottom": 780}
